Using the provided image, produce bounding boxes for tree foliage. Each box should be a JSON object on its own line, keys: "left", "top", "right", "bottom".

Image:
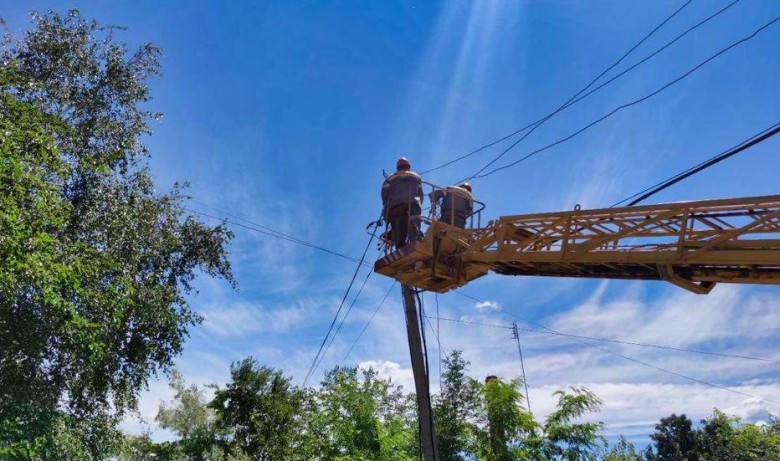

{"left": 644, "top": 410, "right": 780, "bottom": 461}
{"left": 0, "top": 9, "right": 233, "bottom": 456}
{"left": 433, "top": 350, "right": 481, "bottom": 460}
{"left": 311, "top": 365, "right": 418, "bottom": 460}
{"left": 114, "top": 352, "right": 780, "bottom": 461}
{"left": 210, "top": 358, "right": 306, "bottom": 461}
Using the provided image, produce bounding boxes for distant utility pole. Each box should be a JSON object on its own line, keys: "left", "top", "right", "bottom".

{"left": 401, "top": 284, "right": 439, "bottom": 461}
{"left": 511, "top": 322, "right": 532, "bottom": 414}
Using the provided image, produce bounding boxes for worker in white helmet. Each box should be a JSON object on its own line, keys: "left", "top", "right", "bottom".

{"left": 430, "top": 182, "right": 473, "bottom": 229}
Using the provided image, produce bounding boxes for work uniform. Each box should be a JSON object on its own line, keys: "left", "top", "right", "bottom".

{"left": 430, "top": 185, "right": 473, "bottom": 229}
{"left": 381, "top": 170, "right": 424, "bottom": 249}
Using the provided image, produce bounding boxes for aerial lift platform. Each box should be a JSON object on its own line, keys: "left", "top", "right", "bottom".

{"left": 376, "top": 193, "right": 780, "bottom": 294}
{"left": 375, "top": 187, "right": 780, "bottom": 461}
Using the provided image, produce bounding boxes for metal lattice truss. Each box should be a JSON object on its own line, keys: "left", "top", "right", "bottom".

{"left": 463, "top": 195, "right": 780, "bottom": 293}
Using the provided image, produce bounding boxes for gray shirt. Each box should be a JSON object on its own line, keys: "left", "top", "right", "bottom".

{"left": 382, "top": 170, "right": 424, "bottom": 212}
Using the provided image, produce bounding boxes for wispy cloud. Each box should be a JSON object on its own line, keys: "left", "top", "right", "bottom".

{"left": 475, "top": 300, "right": 501, "bottom": 312}
{"left": 200, "top": 299, "right": 317, "bottom": 337}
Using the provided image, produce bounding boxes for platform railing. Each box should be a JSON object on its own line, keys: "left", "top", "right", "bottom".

{"left": 378, "top": 180, "right": 485, "bottom": 254}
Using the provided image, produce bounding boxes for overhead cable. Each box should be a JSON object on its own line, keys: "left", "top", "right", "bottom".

{"left": 186, "top": 206, "right": 371, "bottom": 267}
{"left": 341, "top": 282, "right": 397, "bottom": 365}
{"left": 452, "top": 291, "right": 780, "bottom": 405}
{"left": 467, "top": 13, "right": 780, "bottom": 181}
{"left": 437, "top": 295, "right": 780, "bottom": 364}
{"left": 511, "top": 322, "right": 532, "bottom": 414}
{"left": 303, "top": 225, "right": 378, "bottom": 387}
{"left": 519, "top": 324, "right": 780, "bottom": 364}
{"left": 555, "top": 332, "right": 780, "bottom": 405}
{"left": 312, "top": 267, "right": 374, "bottom": 374}
{"left": 421, "top": 0, "right": 696, "bottom": 176}
{"left": 424, "top": 314, "right": 512, "bottom": 330}
{"left": 463, "top": 0, "right": 697, "bottom": 180}
{"left": 612, "top": 122, "right": 780, "bottom": 207}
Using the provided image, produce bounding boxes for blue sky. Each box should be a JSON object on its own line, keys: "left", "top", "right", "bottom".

{"left": 4, "top": 0, "right": 780, "bottom": 447}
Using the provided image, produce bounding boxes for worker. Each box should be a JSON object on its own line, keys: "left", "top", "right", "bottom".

{"left": 381, "top": 157, "right": 424, "bottom": 249}
{"left": 430, "top": 182, "right": 473, "bottom": 229}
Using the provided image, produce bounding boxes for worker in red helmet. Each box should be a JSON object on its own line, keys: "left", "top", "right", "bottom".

{"left": 381, "top": 157, "right": 424, "bottom": 249}
{"left": 430, "top": 182, "right": 473, "bottom": 229}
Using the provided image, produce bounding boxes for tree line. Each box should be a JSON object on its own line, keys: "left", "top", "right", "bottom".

{"left": 1, "top": 9, "right": 778, "bottom": 460}
{"left": 120, "top": 351, "right": 780, "bottom": 461}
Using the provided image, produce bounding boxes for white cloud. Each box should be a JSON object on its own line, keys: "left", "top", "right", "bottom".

{"left": 358, "top": 359, "right": 415, "bottom": 391}
{"left": 475, "top": 300, "right": 501, "bottom": 312}
{"left": 199, "top": 298, "right": 319, "bottom": 337}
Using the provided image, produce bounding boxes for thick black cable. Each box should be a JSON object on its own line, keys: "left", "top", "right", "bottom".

{"left": 435, "top": 293, "right": 442, "bottom": 391}
{"left": 469, "top": 14, "right": 780, "bottom": 181}
{"left": 561, "top": 0, "right": 740, "bottom": 129}
{"left": 341, "top": 282, "right": 397, "bottom": 365}
{"left": 612, "top": 122, "right": 780, "bottom": 207}
{"left": 415, "top": 291, "right": 438, "bottom": 461}
{"left": 186, "top": 207, "right": 370, "bottom": 267}
{"left": 303, "top": 225, "right": 378, "bottom": 387}
{"left": 422, "top": 0, "right": 695, "bottom": 176}
{"left": 452, "top": 291, "right": 780, "bottom": 404}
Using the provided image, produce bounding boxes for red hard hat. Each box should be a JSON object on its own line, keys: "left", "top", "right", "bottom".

{"left": 460, "top": 182, "right": 472, "bottom": 192}
{"left": 396, "top": 157, "right": 411, "bottom": 169}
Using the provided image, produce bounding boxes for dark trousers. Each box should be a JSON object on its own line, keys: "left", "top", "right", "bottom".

{"left": 440, "top": 212, "right": 467, "bottom": 229}
{"left": 388, "top": 203, "right": 421, "bottom": 249}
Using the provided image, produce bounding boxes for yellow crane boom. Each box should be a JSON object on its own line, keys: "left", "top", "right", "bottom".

{"left": 375, "top": 194, "right": 780, "bottom": 294}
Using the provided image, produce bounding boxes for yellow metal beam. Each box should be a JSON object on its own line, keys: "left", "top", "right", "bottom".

{"left": 374, "top": 195, "right": 780, "bottom": 294}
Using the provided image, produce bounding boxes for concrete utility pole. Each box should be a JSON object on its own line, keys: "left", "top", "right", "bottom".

{"left": 401, "top": 284, "right": 439, "bottom": 461}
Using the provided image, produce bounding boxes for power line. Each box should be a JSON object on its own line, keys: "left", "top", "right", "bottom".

{"left": 463, "top": 0, "right": 695, "bottom": 181}
{"left": 513, "top": 323, "right": 780, "bottom": 365}
{"left": 443, "top": 294, "right": 780, "bottom": 364}
{"left": 422, "top": 0, "right": 695, "bottom": 176}
{"left": 511, "top": 322, "right": 532, "bottom": 415}
{"left": 453, "top": 291, "right": 780, "bottom": 405}
{"left": 186, "top": 206, "right": 371, "bottom": 267}
{"left": 555, "top": 331, "right": 780, "bottom": 405}
{"left": 341, "top": 282, "right": 397, "bottom": 365}
{"left": 312, "top": 266, "right": 374, "bottom": 375}
{"left": 435, "top": 293, "right": 442, "bottom": 391}
{"left": 612, "top": 122, "right": 780, "bottom": 207}
{"left": 426, "top": 313, "right": 780, "bottom": 364}
{"left": 556, "top": 0, "right": 740, "bottom": 136}
{"left": 303, "top": 226, "right": 378, "bottom": 387}
{"left": 423, "top": 314, "right": 512, "bottom": 330}
{"left": 415, "top": 291, "right": 439, "bottom": 461}
{"left": 468, "top": 13, "right": 780, "bottom": 181}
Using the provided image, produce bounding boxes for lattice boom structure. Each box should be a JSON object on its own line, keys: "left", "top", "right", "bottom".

{"left": 375, "top": 195, "right": 780, "bottom": 294}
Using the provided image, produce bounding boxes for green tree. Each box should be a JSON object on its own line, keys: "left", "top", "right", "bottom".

{"left": 210, "top": 358, "right": 305, "bottom": 460}
{"left": 647, "top": 414, "right": 699, "bottom": 461}
{"left": 695, "top": 409, "right": 780, "bottom": 461}
{"left": 119, "top": 433, "right": 185, "bottom": 461}
{"left": 1, "top": 10, "right": 233, "bottom": 456}
{"left": 155, "top": 370, "right": 224, "bottom": 460}
{"left": 433, "top": 351, "right": 482, "bottom": 460}
{"left": 540, "top": 387, "right": 606, "bottom": 460}
{"left": 599, "top": 436, "right": 643, "bottom": 461}
{"left": 478, "top": 377, "right": 537, "bottom": 461}
{"left": 313, "top": 365, "right": 417, "bottom": 460}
